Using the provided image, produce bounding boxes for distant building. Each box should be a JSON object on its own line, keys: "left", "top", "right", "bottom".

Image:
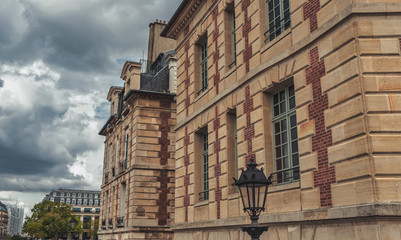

{"left": 97, "top": 20, "right": 177, "bottom": 240}
{"left": 0, "top": 201, "right": 8, "bottom": 239}
{"left": 5, "top": 203, "right": 23, "bottom": 236}
{"left": 44, "top": 189, "right": 101, "bottom": 240}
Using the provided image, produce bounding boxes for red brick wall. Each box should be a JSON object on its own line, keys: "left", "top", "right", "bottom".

{"left": 303, "top": 0, "right": 321, "bottom": 33}
{"left": 213, "top": 8, "right": 221, "bottom": 94}
{"left": 185, "top": 42, "right": 191, "bottom": 116}
{"left": 243, "top": 86, "right": 255, "bottom": 164}
{"left": 306, "top": 47, "right": 336, "bottom": 207}
{"left": 213, "top": 107, "right": 222, "bottom": 219}
{"left": 156, "top": 102, "right": 172, "bottom": 225}
{"left": 242, "top": 0, "right": 252, "bottom": 73}
{"left": 183, "top": 127, "right": 190, "bottom": 222}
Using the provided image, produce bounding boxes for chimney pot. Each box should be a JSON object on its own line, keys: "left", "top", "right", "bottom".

{"left": 156, "top": 19, "right": 159, "bottom": 23}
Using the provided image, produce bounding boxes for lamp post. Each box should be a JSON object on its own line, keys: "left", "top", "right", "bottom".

{"left": 233, "top": 157, "right": 272, "bottom": 240}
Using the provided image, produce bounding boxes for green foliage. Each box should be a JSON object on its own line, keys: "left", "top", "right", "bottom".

{"left": 23, "top": 200, "right": 82, "bottom": 240}
{"left": 89, "top": 218, "right": 99, "bottom": 239}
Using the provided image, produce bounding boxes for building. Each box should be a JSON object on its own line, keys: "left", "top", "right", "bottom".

{"left": 44, "top": 189, "right": 101, "bottom": 240}
{"left": 161, "top": 0, "right": 401, "bottom": 239}
{"left": 147, "top": 20, "right": 178, "bottom": 67}
{"left": 5, "top": 203, "right": 24, "bottom": 236}
{"left": 97, "top": 21, "right": 177, "bottom": 240}
{"left": 0, "top": 201, "right": 8, "bottom": 239}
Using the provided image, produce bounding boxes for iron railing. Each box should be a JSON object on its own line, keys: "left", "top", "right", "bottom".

{"left": 264, "top": 15, "right": 291, "bottom": 42}
{"left": 116, "top": 216, "right": 125, "bottom": 228}
{"left": 198, "top": 190, "right": 209, "bottom": 201}
{"left": 271, "top": 167, "right": 300, "bottom": 185}
{"left": 120, "top": 159, "right": 128, "bottom": 173}
{"left": 108, "top": 218, "right": 113, "bottom": 229}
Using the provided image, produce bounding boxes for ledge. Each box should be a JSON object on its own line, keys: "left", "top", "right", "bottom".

{"left": 173, "top": 202, "right": 401, "bottom": 231}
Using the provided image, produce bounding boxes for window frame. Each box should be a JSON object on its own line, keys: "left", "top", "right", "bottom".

{"left": 265, "top": 0, "right": 291, "bottom": 42}
{"left": 199, "top": 40, "right": 208, "bottom": 94}
{"left": 201, "top": 132, "right": 209, "bottom": 201}
{"left": 124, "top": 129, "right": 129, "bottom": 161}
{"left": 225, "top": 2, "right": 237, "bottom": 69}
{"left": 272, "top": 85, "right": 299, "bottom": 184}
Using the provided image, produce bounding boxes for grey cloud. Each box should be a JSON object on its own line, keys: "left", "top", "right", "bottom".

{"left": 0, "top": 0, "right": 181, "bottom": 200}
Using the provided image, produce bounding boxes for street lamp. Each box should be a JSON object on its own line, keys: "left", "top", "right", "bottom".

{"left": 233, "top": 157, "right": 272, "bottom": 240}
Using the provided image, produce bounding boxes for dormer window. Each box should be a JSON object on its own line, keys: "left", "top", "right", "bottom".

{"left": 111, "top": 102, "right": 115, "bottom": 115}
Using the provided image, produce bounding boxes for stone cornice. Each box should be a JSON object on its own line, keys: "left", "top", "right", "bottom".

{"left": 161, "top": 0, "right": 204, "bottom": 39}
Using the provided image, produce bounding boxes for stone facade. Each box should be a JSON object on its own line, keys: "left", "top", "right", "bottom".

{"left": 43, "top": 188, "right": 101, "bottom": 240}
{"left": 98, "top": 43, "right": 177, "bottom": 239}
{"left": 0, "top": 201, "right": 8, "bottom": 239}
{"left": 147, "top": 20, "right": 178, "bottom": 65}
{"left": 161, "top": 0, "right": 401, "bottom": 239}
{"left": 6, "top": 203, "right": 24, "bottom": 236}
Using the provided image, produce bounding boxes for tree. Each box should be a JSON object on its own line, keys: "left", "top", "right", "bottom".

{"left": 89, "top": 218, "right": 99, "bottom": 240}
{"left": 23, "top": 200, "right": 82, "bottom": 240}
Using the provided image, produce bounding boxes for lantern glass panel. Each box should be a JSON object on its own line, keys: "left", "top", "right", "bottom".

{"left": 240, "top": 184, "right": 250, "bottom": 209}
{"left": 238, "top": 184, "right": 246, "bottom": 209}
{"left": 258, "top": 184, "right": 268, "bottom": 210}
{"left": 247, "top": 183, "right": 255, "bottom": 209}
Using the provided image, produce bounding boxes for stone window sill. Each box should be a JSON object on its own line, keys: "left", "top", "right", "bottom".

{"left": 194, "top": 87, "right": 210, "bottom": 104}
{"left": 268, "top": 181, "right": 300, "bottom": 193}
{"left": 194, "top": 199, "right": 209, "bottom": 207}
{"left": 261, "top": 28, "right": 292, "bottom": 55}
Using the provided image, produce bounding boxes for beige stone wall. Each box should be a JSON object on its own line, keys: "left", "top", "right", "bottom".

{"left": 99, "top": 94, "right": 176, "bottom": 240}
{"left": 170, "top": 0, "right": 401, "bottom": 239}
{"left": 147, "top": 22, "right": 177, "bottom": 64}
{"left": 174, "top": 217, "right": 401, "bottom": 240}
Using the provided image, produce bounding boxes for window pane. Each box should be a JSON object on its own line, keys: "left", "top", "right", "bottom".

{"left": 276, "top": 159, "right": 282, "bottom": 170}
{"left": 280, "top": 101, "right": 286, "bottom": 113}
{"left": 272, "top": 84, "right": 297, "bottom": 184}
{"left": 290, "top": 115, "right": 297, "bottom": 127}
{"left": 275, "top": 146, "right": 281, "bottom": 158}
{"left": 282, "top": 157, "right": 289, "bottom": 168}
{"left": 293, "top": 168, "right": 300, "bottom": 180}
{"left": 292, "top": 153, "right": 299, "bottom": 166}
{"left": 291, "top": 128, "right": 297, "bottom": 140}
{"left": 289, "top": 97, "right": 295, "bottom": 109}
{"left": 281, "top": 119, "right": 286, "bottom": 131}
{"left": 282, "top": 132, "right": 287, "bottom": 143}
{"left": 280, "top": 90, "right": 285, "bottom": 101}
{"left": 273, "top": 93, "right": 278, "bottom": 104}
{"left": 274, "top": 105, "right": 279, "bottom": 116}
{"left": 283, "top": 0, "right": 290, "bottom": 10}
{"left": 275, "top": 134, "right": 281, "bottom": 145}
{"left": 282, "top": 144, "right": 288, "bottom": 157}
{"left": 291, "top": 140, "right": 298, "bottom": 153}
{"left": 275, "top": 122, "right": 280, "bottom": 133}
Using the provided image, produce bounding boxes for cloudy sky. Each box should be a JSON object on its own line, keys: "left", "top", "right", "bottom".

{"left": 0, "top": 0, "right": 181, "bottom": 217}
